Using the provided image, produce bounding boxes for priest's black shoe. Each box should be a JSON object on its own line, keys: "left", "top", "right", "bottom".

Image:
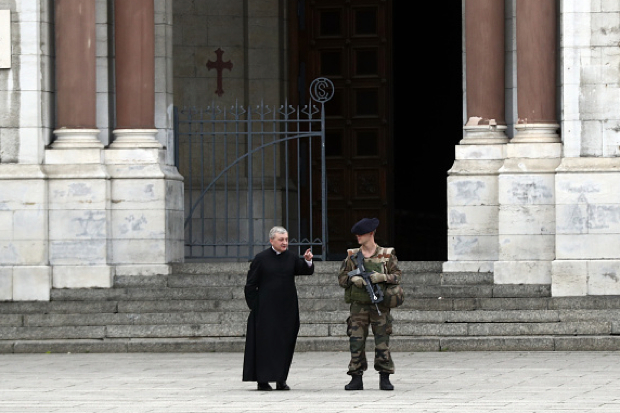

{"left": 344, "top": 374, "right": 363, "bottom": 390}
{"left": 276, "top": 382, "right": 290, "bottom": 390}
{"left": 379, "top": 373, "right": 394, "bottom": 390}
{"left": 257, "top": 382, "right": 272, "bottom": 391}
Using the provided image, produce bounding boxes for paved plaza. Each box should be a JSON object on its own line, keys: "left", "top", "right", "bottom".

{"left": 1, "top": 351, "right": 620, "bottom": 412}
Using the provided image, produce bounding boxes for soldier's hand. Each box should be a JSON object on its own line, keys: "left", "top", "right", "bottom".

{"left": 369, "top": 272, "right": 387, "bottom": 283}
{"left": 350, "top": 276, "right": 366, "bottom": 288}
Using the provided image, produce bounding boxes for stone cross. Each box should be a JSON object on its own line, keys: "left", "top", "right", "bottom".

{"left": 206, "top": 48, "right": 233, "bottom": 97}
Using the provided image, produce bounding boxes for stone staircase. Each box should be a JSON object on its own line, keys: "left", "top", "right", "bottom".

{"left": 2, "top": 261, "right": 620, "bottom": 353}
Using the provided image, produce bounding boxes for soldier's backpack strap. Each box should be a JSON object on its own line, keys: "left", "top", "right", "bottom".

{"left": 347, "top": 248, "right": 360, "bottom": 267}
{"left": 347, "top": 248, "right": 360, "bottom": 256}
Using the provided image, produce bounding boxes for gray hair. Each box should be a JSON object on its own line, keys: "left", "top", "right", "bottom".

{"left": 269, "top": 226, "right": 288, "bottom": 239}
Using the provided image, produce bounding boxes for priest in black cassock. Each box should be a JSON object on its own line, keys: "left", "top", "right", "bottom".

{"left": 242, "top": 226, "right": 314, "bottom": 391}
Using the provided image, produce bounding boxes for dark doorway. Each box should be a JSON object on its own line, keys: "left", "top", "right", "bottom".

{"left": 290, "top": 1, "right": 462, "bottom": 261}
{"left": 392, "top": 4, "right": 463, "bottom": 261}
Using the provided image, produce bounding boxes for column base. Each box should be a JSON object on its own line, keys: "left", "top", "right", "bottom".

{"left": 110, "top": 129, "right": 163, "bottom": 149}
{"left": 52, "top": 128, "right": 103, "bottom": 149}
{"left": 512, "top": 123, "right": 560, "bottom": 143}
{"left": 461, "top": 124, "right": 509, "bottom": 144}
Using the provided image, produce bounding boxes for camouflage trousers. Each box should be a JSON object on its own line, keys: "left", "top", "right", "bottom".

{"left": 346, "top": 302, "right": 394, "bottom": 376}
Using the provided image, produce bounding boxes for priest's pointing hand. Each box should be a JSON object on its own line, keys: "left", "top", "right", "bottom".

{"left": 304, "top": 248, "right": 313, "bottom": 262}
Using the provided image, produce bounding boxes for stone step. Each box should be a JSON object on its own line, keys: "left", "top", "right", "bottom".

{"left": 1, "top": 313, "right": 618, "bottom": 340}
{"left": 0, "top": 322, "right": 615, "bottom": 341}
{"left": 5, "top": 308, "right": 620, "bottom": 328}
{"left": 4, "top": 295, "right": 620, "bottom": 316}
{"left": 49, "top": 283, "right": 551, "bottom": 303}
{"left": 3, "top": 262, "right": 620, "bottom": 353}
{"left": 171, "top": 261, "right": 445, "bottom": 276}
{"left": 115, "top": 271, "right": 485, "bottom": 289}
{"left": 5, "top": 335, "right": 620, "bottom": 354}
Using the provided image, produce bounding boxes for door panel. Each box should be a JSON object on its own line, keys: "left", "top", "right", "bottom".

{"left": 292, "top": 0, "right": 392, "bottom": 258}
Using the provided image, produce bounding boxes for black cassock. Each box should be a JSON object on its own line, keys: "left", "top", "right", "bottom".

{"left": 242, "top": 247, "right": 314, "bottom": 383}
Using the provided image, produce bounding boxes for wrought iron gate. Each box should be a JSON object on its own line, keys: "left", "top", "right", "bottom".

{"left": 174, "top": 78, "right": 334, "bottom": 260}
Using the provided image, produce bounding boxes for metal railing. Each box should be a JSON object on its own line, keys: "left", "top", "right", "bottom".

{"left": 174, "top": 78, "right": 334, "bottom": 260}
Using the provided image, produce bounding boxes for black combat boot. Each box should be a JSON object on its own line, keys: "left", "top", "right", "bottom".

{"left": 379, "top": 372, "right": 394, "bottom": 390}
{"left": 344, "top": 374, "right": 363, "bottom": 390}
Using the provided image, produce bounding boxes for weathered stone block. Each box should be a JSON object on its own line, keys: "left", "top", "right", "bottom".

{"left": 49, "top": 210, "right": 108, "bottom": 240}
{"left": 495, "top": 261, "right": 552, "bottom": 284}
{"left": 557, "top": 233, "right": 620, "bottom": 259}
{"left": 448, "top": 205, "right": 498, "bottom": 235}
{"left": 13, "top": 209, "right": 47, "bottom": 240}
{"left": 556, "top": 173, "right": 620, "bottom": 205}
{"left": 48, "top": 179, "right": 108, "bottom": 209}
{"left": 0, "top": 180, "right": 46, "bottom": 210}
{"left": 0, "top": 267, "right": 12, "bottom": 301}
{"left": 447, "top": 175, "right": 498, "bottom": 207}
{"left": 13, "top": 266, "right": 50, "bottom": 301}
{"left": 447, "top": 235, "right": 498, "bottom": 261}
{"left": 0, "top": 211, "right": 13, "bottom": 240}
{"left": 498, "top": 234, "right": 555, "bottom": 260}
{"left": 110, "top": 179, "right": 167, "bottom": 210}
{"left": 499, "top": 204, "right": 555, "bottom": 235}
{"left": 498, "top": 174, "right": 555, "bottom": 206}
{"left": 0, "top": 241, "right": 47, "bottom": 265}
{"left": 52, "top": 265, "right": 113, "bottom": 289}
{"left": 112, "top": 239, "right": 167, "bottom": 264}
{"left": 112, "top": 210, "right": 166, "bottom": 239}
{"left": 552, "top": 260, "right": 588, "bottom": 296}
{"left": 588, "top": 260, "right": 620, "bottom": 295}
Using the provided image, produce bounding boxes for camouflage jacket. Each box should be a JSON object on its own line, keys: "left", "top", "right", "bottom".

{"left": 337, "top": 245, "right": 402, "bottom": 304}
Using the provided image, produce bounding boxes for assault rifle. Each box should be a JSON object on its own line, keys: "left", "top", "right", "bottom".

{"left": 348, "top": 251, "right": 384, "bottom": 315}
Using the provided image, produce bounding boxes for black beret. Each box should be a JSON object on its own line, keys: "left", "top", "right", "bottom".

{"left": 351, "top": 218, "right": 379, "bottom": 235}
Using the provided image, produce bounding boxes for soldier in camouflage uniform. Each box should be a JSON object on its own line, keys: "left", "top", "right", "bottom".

{"left": 338, "top": 218, "right": 402, "bottom": 391}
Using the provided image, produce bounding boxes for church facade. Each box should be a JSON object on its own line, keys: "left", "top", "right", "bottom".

{"left": 0, "top": 0, "right": 619, "bottom": 300}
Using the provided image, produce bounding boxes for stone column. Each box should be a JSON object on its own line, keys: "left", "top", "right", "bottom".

{"left": 495, "top": 0, "right": 561, "bottom": 286}
{"left": 513, "top": 0, "right": 560, "bottom": 143}
{"left": 444, "top": 0, "right": 506, "bottom": 273}
{"left": 52, "top": 0, "right": 101, "bottom": 148}
{"left": 43, "top": 0, "right": 113, "bottom": 291}
{"left": 462, "top": 0, "right": 508, "bottom": 144}
{"left": 106, "top": 0, "right": 184, "bottom": 276}
{"left": 110, "top": 0, "right": 161, "bottom": 148}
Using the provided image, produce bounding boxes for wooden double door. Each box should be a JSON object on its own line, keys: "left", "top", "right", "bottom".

{"left": 290, "top": 0, "right": 393, "bottom": 258}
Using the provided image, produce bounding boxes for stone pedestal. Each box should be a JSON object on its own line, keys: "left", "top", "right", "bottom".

{"left": 45, "top": 129, "right": 113, "bottom": 289}
{"left": 444, "top": 130, "right": 506, "bottom": 273}
{"left": 553, "top": 158, "right": 620, "bottom": 296}
{"left": 106, "top": 130, "right": 184, "bottom": 276}
{"left": 0, "top": 165, "right": 50, "bottom": 300}
{"left": 494, "top": 141, "right": 562, "bottom": 284}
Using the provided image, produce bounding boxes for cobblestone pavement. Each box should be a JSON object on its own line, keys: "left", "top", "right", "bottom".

{"left": 1, "top": 351, "right": 620, "bottom": 412}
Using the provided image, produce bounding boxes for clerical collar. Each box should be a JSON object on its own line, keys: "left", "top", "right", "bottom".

{"left": 271, "top": 246, "right": 283, "bottom": 255}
